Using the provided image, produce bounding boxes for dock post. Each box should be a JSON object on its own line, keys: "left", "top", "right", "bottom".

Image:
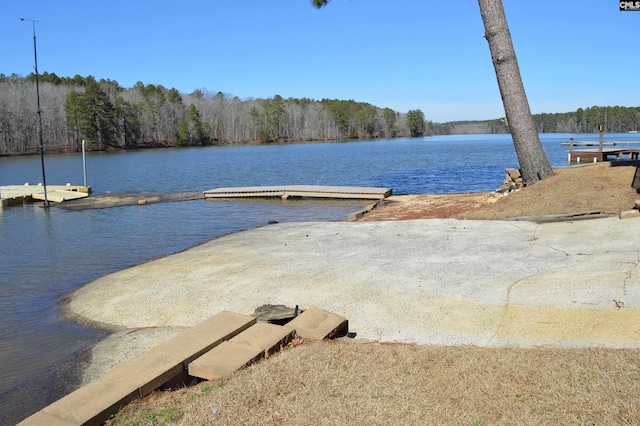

{"left": 82, "top": 140, "right": 88, "bottom": 187}
{"left": 568, "top": 138, "right": 574, "bottom": 164}
{"left": 599, "top": 126, "right": 604, "bottom": 154}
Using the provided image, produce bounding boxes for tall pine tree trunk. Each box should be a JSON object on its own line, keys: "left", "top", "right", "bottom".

{"left": 478, "top": 0, "right": 553, "bottom": 184}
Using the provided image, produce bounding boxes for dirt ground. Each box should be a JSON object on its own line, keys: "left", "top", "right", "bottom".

{"left": 359, "top": 162, "right": 639, "bottom": 221}
{"left": 108, "top": 162, "right": 640, "bottom": 426}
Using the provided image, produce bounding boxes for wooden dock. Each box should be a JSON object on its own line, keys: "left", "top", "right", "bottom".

{"left": 0, "top": 184, "right": 91, "bottom": 208}
{"left": 565, "top": 135, "right": 640, "bottom": 163}
{"left": 568, "top": 148, "right": 640, "bottom": 163}
{"left": 561, "top": 141, "right": 640, "bottom": 147}
{"left": 204, "top": 185, "right": 392, "bottom": 200}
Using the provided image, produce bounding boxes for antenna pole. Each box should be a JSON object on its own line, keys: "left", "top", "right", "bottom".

{"left": 22, "top": 18, "right": 50, "bottom": 207}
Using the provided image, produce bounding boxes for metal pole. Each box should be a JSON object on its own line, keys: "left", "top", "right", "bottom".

{"left": 22, "top": 18, "right": 50, "bottom": 207}
{"left": 599, "top": 125, "right": 604, "bottom": 153}
{"left": 82, "top": 140, "right": 87, "bottom": 187}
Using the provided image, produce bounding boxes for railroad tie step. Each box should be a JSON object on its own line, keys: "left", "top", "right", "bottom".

{"left": 286, "top": 306, "right": 348, "bottom": 341}
{"left": 188, "top": 322, "right": 295, "bottom": 381}
{"left": 187, "top": 307, "right": 349, "bottom": 382}
{"left": 188, "top": 341, "right": 265, "bottom": 381}
{"left": 228, "top": 322, "right": 296, "bottom": 357}
{"left": 19, "top": 309, "right": 349, "bottom": 425}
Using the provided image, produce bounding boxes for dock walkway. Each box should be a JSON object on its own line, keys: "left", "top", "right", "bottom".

{"left": 204, "top": 185, "right": 392, "bottom": 200}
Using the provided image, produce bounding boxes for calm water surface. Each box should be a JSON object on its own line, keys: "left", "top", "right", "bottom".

{"left": 0, "top": 133, "right": 635, "bottom": 413}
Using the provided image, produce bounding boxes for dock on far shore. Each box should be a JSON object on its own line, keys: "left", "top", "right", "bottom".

{"left": 204, "top": 185, "right": 392, "bottom": 200}
{"left": 565, "top": 135, "right": 640, "bottom": 163}
{"left": 0, "top": 184, "right": 91, "bottom": 208}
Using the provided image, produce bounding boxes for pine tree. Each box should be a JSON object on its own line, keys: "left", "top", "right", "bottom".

{"left": 406, "top": 110, "right": 426, "bottom": 137}
{"left": 312, "top": 0, "right": 554, "bottom": 184}
{"left": 64, "top": 77, "right": 118, "bottom": 150}
{"left": 478, "top": 0, "right": 553, "bottom": 184}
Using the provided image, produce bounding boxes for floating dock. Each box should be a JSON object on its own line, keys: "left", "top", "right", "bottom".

{"left": 204, "top": 185, "right": 392, "bottom": 200}
{"left": 0, "top": 184, "right": 91, "bottom": 208}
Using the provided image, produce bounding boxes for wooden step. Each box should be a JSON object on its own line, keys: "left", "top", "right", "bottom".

{"left": 188, "top": 322, "right": 296, "bottom": 381}
{"left": 19, "top": 308, "right": 348, "bottom": 425}
{"left": 228, "top": 322, "right": 296, "bottom": 357}
{"left": 188, "top": 341, "right": 265, "bottom": 382}
{"left": 287, "top": 306, "right": 348, "bottom": 341}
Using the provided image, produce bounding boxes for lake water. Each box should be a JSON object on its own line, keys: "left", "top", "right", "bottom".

{"left": 0, "top": 133, "right": 636, "bottom": 419}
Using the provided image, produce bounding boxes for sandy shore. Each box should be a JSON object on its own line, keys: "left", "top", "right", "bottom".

{"left": 62, "top": 213, "right": 640, "bottom": 384}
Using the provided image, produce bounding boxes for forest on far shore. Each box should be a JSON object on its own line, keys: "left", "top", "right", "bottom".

{"left": 443, "top": 105, "right": 640, "bottom": 135}
{"left": 1, "top": 72, "right": 638, "bottom": 156}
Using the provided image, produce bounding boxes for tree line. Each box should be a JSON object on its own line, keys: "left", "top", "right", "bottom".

{"left": 533, "top": 106, "right": 640, "bottom": 133}
{"left": 0, "top": 73, "right": 432, "bottom": 156}
{"left": 2, "top": 72, "right": 637, "bottom": 157}
{"left": 434, "top": 106, "right": 640, "bottom": 135}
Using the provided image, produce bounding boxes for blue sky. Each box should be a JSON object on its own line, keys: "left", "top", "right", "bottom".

{"left": 3, "top": 0, "right": 638, "bottom": 122}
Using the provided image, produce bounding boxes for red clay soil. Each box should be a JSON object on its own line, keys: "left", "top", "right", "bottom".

{"left": 358, "top": 162, "right": 640, "bottom": 221}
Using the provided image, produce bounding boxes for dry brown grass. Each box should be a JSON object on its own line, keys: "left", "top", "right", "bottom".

{"left": 107, "top": 162, "right": 640, "bottom": 426}
{"left": 110, "top": 340, "right": 640, "bottom": 426}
